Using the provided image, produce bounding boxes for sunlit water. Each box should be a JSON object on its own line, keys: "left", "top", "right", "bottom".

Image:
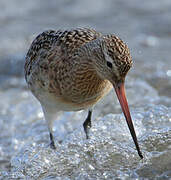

{"left": 0, "top": 0, "right": 171, "bottom": 179}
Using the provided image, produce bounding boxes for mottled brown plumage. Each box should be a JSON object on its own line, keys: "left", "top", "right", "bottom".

{"left": 24, "top": 28, "right": 143, "bottom": 159}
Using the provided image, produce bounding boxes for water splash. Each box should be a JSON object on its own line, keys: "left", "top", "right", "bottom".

{"left": 1, "top": 101, "right": 171, "bottom": 179}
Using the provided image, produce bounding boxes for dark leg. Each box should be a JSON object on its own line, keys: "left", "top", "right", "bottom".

{"left": 83, "top": 110, "right": 92, "bottom": 139}
{"left": 50, "top": 132, "right": 56, "bottom": 149}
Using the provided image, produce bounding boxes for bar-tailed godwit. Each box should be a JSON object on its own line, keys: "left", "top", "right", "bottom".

{"left": 24, "top": 28, "right": 143, "bottom": 158}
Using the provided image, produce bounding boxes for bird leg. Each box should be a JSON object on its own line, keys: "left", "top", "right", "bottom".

{"left": 83, "top": 110, "right": 92, "bottom": 139}
{"left": 42, "top": 105, "right": 56, "bottom": 149}
{"left": 49, "top": 132, "right": 56, "bottom": 149}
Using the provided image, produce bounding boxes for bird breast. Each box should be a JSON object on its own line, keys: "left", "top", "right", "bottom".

{"left": 46, "top": 62, "right": 113, "bottom": 110}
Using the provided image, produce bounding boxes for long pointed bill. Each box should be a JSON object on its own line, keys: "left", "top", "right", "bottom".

{"left": 114, "top": 82, "right": 143, "bottom": 159}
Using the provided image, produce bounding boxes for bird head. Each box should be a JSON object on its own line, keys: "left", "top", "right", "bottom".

{"left": 93, "top": 34, "right": 132, "bottom": 84}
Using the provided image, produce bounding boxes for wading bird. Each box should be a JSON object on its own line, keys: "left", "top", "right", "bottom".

{"left": 25, "top": 28, "right": 143, "bottom": 159}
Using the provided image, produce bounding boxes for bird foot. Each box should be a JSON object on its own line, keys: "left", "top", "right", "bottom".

{"left": 50, "top": 141, "right": 56, "bottom": 149}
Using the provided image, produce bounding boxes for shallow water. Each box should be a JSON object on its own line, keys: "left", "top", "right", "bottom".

{"left": 0, "top": 0, "right": 171, "bottom": 179}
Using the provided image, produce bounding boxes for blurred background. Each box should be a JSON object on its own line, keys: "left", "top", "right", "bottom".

{"left": 0, "top": 0, "right": 171, "bottom": 179}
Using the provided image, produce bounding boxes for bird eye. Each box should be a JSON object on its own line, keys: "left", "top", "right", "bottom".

{"left": 106, "top": 61, "right": 113, "bottom": 69}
